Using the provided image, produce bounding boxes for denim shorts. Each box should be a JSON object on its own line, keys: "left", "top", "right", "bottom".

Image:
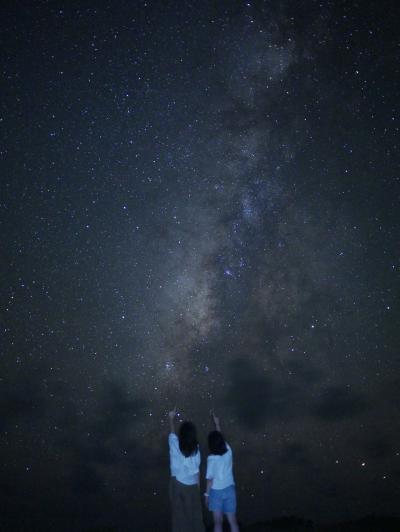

{"left": 209, "top": 484, "right": 236, "bottom": 513}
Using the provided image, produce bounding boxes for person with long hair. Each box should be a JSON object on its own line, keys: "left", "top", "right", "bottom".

{"left": 205, "top": 411, "right": 239, "bottom": 532}
{"left": 168, "top": 407, "right": 205, "bottom": 532}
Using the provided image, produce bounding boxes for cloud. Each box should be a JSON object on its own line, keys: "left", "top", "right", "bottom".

{"left": 0, "top": 378, "right": 47, "bottom": 430}
{"left": 279, "top": 442, "right": 311, "bottom": 468}
{"left": 222, "top": 357, "right": 306, "bottom": 429}
{"left": 312, "top": 386, "right": 370, "bottom": 422}
{"left": 362, "top": 438, "right": 393, "bottom": 460}
{"left": 70, "top": 463, "right": 105, "bottom": 495}
{"left": 41, "top": 380, "right": 148, "bottom": 502}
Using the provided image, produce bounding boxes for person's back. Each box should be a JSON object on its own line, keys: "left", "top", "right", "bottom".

{"left": 205, "top": 412, "right": 239, "bottom": 532}
{"left": 206, "top": 440, "right": 234, "bottom": 489}
{"left": 168, "top": 408, "right": 205, "bottom": 532}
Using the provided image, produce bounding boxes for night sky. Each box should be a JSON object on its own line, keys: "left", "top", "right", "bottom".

{"left": 1, "top": 1, "right": 400, "bottom": 531}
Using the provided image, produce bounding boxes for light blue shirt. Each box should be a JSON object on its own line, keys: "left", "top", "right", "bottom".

{"left": 169, "top": 433, "right": 200, "bottom": 485}
{"left": 206, "top": 443, "right": 235, "bottom": 490}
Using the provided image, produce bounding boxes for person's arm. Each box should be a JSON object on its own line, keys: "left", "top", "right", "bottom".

{"left": 168, "top": 406, "right": 177, "bottom": 434}
{"left": 204, "top": 478, "right": 212, "bottom": 507}
{"left": 210, "top": 410, "right": 221, "bottom": 432}
{"left": 205, "top": 455, "right": 214, "bottom": 506}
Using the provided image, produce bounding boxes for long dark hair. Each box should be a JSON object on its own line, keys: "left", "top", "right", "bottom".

{"left": 208, "top": 430, "right": 227, "bottom": 455}
{"left": 178, "top": 421, "right": 199, "bottom": 457}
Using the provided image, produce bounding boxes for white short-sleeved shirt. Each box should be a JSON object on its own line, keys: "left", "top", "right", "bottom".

{"left": 206, "top": 443, "right": 235, "bottom": 490}
{"left": 168, "top": 433, "right": 200, "bottom": 485}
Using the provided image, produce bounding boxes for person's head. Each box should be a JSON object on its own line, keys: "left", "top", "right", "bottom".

{"left": 208, "top": 430, "right": 227, "bottom": 455}
{"left": 178, "top": 421, "right": 198, "bottom": 457}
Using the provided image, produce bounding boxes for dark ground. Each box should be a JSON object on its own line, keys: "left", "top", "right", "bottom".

{"left": 82, "top": 515, "right": 400, "bottom": 532}
{"left": 206, "top": 515, "right": 400, "bottom": 531}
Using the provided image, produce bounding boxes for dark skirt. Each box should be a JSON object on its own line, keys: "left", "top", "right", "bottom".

{"left": 169, "top": 476, "right": 205, "bottom": 532}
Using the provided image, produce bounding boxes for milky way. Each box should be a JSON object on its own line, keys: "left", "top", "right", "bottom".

{"left": 1, "top": 2, "right": 400, "bottom": 531}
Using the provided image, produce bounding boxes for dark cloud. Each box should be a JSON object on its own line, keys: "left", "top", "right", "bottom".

{"left": 288, "top": 361, "right": 325, "bottom": 384}
{"left": 362, "top": 438, "right": 393, "bottom": 460}
{"left": 70, "top": 463, "right": 105, "bottom": 495}
{"left": 55, "top": 381, "right": 147, "bottom": 469}
{"left": 47, "top": 381, "right": 157, "bottom": 510}
{"left": 223, "top": 358, "right": 308, "bottom": 428}
{"left": 312, "top": 386, "right": 370, "bottom": 422}
{"left": 279, "top": 442, "right": 311, "bottom": 468}
{"left": 92, "top": 381, "right": 145, "bottom": 437}
{"left": 0, "top": 481, "right": 18, "bottom": 498}
{"left": 0, "top": 379, "right": 46, "bottom": 430}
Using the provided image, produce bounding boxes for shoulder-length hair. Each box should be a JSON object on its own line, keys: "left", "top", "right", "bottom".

{"left": 178, "top": 421, "right": 199, "bottom": 457}
{"left": 208, "top": 430, "right": 227, "bottom": 455}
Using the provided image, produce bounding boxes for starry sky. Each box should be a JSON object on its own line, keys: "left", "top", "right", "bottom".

{"left": 1, "top": 1, "right": 400, "bottom": 530}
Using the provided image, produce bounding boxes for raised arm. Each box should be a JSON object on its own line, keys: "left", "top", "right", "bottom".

{"left": 210, "top": 410, "right": 221, "bottom": 432}
{"left": 168, "top": 406, "right": 177, "bottom": 434}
